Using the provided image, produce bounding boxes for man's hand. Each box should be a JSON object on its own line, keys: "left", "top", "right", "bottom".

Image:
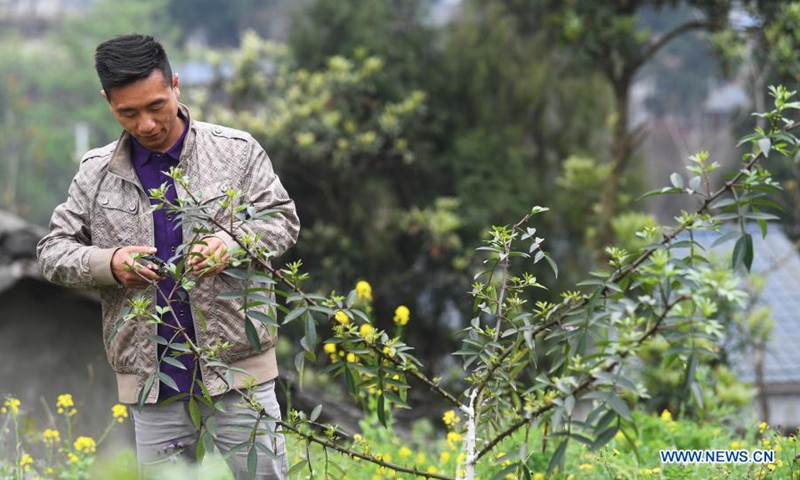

{"left": 187, "top": 236, "right": 229, "bottom": 277}
{"left": 111, "top": 246, "right": 164, "bottom": 289}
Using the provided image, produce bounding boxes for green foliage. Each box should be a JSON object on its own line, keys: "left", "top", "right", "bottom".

{"left": 0, "top": 0, "right": 178, "bottom": 224}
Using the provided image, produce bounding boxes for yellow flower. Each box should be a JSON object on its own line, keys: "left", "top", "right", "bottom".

{"left": 334, "top": 310, "right": 350, "bottom": 325}
{"left": 19, "top": 453, "right": 33, "bottom": 470}
{"left": 416, "top": 452, "right": 426, "bottom": 465}
{"left": 3, "top": 397, "right": 20, "bottom": 415}
{"left": 393, "top": 305, "right": 410, "bottom": 326}
{"left": 759, "top": 421, "right": 769, "bottom": 433}
{"left": 382, "top": 346, "right": 394, "bottom": 357}
{"left": 427, "top": 466, "right": 438, "bottom": 474}
{"left": 57, "top": 394, "right": 76, "bottom": 416}
{"left": 443, "top": 410, "right": 461, "bottom": 427}
{"left": 43, "top": 429, "right": 61, "bottom": 444}
{"left": 112, "top": 404, "right": 128, "bottom": 423}
{"left": 534, "top": 474, "right": 545, "bottom": 480}
{"left": 651, "top": 468, "right": 660, "bottom": 474}
{"left": 359, "top": 323, "right": 375, "bottom": 340}
{"left": 615, "top": 430, "right": 625, "bottom": 440}
{"left": 346, "top": 353, "right": 356, "bottom": 363}
{"left": 323, "top": 343, "right": 337, "bottom": 354}
{"left": 447, "top": 431, "right": 463, "bottom": 449}
{"left": 356, "top": 281, "right": 372, "bottom": 301}
{"left": 660, "top": 409, "right": 673, "bottom": 422}
{"left": 68, "top": 452, "right": 79, "bottom": 464}
{"left": 73, "top": 436, "right": 96, "bottom": 454}
{"left": 579, "top": 463, "right": 594, "bottom": 471}
{"left": 456, "top": 452, "right": 466, "bottom": 465}
{"left": 730, "top": 441, "right": 740, "bottom": 449}
{"left": 399, "top": 446, "right": 412, "bottom": 458}
{"left": 441, "top": 451, "right": 451, "bottom": 463}
{"left": 353, "top": 434, "right": 364, "bottom": 443}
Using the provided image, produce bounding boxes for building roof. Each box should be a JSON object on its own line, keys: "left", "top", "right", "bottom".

{"left": 694, "top": 223, "right": 800, "bottom": 387}
{"left": 0, "top": 210, "right": 46, "bottom": 293}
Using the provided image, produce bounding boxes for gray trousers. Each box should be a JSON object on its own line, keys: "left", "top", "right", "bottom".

{"left": 130, "top": 380, "right": 288, "bottom": 479}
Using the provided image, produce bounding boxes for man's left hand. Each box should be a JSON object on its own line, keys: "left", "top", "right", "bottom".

{"left": 187, "top": 236, "right": 229, "bottom": 277}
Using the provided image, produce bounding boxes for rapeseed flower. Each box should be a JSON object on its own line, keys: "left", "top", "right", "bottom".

{"left": 359, "top": 323, "right": 374, "bottom": 340}
{"left": 2, "top": 397, "right": 20, "bottom": 415}
{"left": 112, "top": 404, "right": 128, "bottom": 423}
{"left": 43, "top": 429, "right": 60, "bottom": 445}
{"left": 73, "top": 436, "right": 96, "bottom": 454}
{"left": 57, "top": 394, "right": 76, "bottom": 416}
{"left": 399, "top": 446, "right": 412, "bottom": 458}
{"left": 19, "top": 453, "right": 33, "bottom": 470}
{"left": 443, "top": 410, "right": 461, "bottom": 427}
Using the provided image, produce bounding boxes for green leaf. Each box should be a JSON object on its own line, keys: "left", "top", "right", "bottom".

{"left": 304, "top": 313, "right": 317, "bottom": 349}
{"left": 248, "top": 311, "right": 277, "bottom": 327}
{"left": 670, "top": 173, "right": 684, "bottom": 189}
{"left": 377, "top": 394, "right": 387, "bottom": 427}
{"left": 344, "top": 366, "right": 357, "bottom": 395}
{"left": 206, "top": 415, "right": 218, "bottom": 437}
{"left": 189, "top": 396, "right": 202, "bottom": 429}
{"left": 287, "top": 460, "right": 309, "bottom": 476}
{"left": 731, "top": 233, "right": 753, "bottom": 271}
{"left": 247, "top": 445, "right": 258, "bottom": 477}
{"left": 245, "top": 317, "right": 262, "bottom": 353}
{"left": 547, "top": 439, "right": 568, "bottom": 476}
{"left": 759, "top": 137, "right": 771, "bottom": 158}
{"left": 492, "top": 462, "right": 519, "bottom": 480}
{"left": 162, "top": 356, "right": 187, "bottom": 370}
{"left": 591, "top": 426, "right": 619, "bottom": 450}
{"left": 310, "top": 404, "right": 322, "bottom": 422}
{"left": 145, "top": 334, "right": 169, "bottom": 346}
{"left": 283, "top": 307, "right": 307, "bottom": 325}
{"left": 137, "top": 373, "right": 155, "bottom": 410}
{"left": 608, "top": 395, "right": 632, "bottom": 421}
{"left": 158, "top": 372, "right": 180, "bottom": 392}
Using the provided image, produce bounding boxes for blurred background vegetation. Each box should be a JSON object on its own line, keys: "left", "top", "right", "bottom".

{"left": 2, "top": 0, "right": 799, "bottom": 426}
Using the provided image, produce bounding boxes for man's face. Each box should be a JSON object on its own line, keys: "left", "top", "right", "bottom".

{"left": 103, "top": 69, "right": 182, "bottom": 152}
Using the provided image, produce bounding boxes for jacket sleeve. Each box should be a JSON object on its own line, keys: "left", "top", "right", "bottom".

{"left": 36, "top": 161, "right": 120, "bottom": 289}
{"left": 213, "top": 137, "right": 300, "bottom": 259}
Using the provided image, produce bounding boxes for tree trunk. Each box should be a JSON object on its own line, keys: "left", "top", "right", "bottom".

{"left": 595, "top": 77, "right": 631, "bottom": 251}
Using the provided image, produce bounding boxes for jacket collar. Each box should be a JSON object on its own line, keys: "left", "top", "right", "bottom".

{"left": 107, "top": 103, "right": 196, "bottom": 185}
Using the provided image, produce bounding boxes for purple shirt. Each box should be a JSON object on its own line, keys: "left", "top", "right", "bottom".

{"left": 130, "top": 112, "right": 198, "bottom": 401}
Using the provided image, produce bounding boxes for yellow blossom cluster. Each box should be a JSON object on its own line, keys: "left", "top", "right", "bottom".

{"left": 112, "top": 404, "right": 128, "bottom": 423}
{"left": 443, "top": 410, "right": 461, "bottom": 427}
{"left": 759, "top": 421, "right": 769, "bottom": 434}
{"left": 57, "top": 394, "right": 76, "bottom": 416}
{"left": 43, "top": 428, "right": 61, "bottom": 445}
{"left": 393, "top": 305, "right": 410, "bottom": 326}
{"left": 639, "top": 467, "right": 661, "bottom": 475}
{"left": 2, "top": 397, "right": 20, "bottom": 415}
{"left": 73, "top": 436, "right": 96, "bottom": 454}
{"left": 359, "top": 323, "right": 375, "bottom": 343}
{"left": 19, "top": 453, "right": 33, "bottom": 471}
{"left": 447, "top": 431, "right": 463, "bottom": 449}
{"left": 356, "top": 280, "right": 372, "bottom": 301}
{"left": 334, "top": 310, "right": 350, "bottom": 326}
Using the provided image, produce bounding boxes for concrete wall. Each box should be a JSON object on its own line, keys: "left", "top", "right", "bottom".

{"left": 0, "top": 279, "right": 133, "bottom": 448}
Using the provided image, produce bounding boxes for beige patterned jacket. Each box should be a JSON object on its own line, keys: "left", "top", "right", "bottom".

{"left": 37, "top": 104, "right": 299, "bottom": 404}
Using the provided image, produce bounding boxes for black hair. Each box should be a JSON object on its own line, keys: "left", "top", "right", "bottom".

{"left": 94, "top": 34, "right": 173, "bottom": 98}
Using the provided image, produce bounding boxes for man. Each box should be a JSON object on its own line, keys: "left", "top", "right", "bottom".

{"left": 37, "top": 34, "right": 298, "bottom": 478}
